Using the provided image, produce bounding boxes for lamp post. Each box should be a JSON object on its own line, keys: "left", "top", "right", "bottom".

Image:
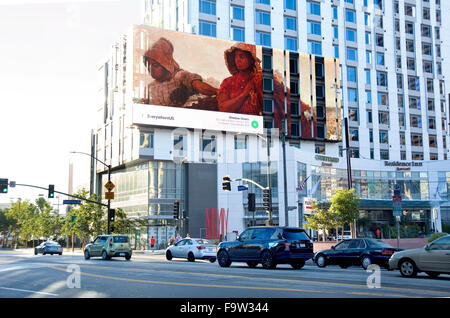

{"left": 70, "top": 151, "right": 112, "bottom": 234}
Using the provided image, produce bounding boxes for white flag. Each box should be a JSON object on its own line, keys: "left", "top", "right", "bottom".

{"left": 309, "top": 176, "right": 322, "bottom": 196}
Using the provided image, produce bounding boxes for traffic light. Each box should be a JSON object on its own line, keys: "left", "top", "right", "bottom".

{"left": 222, "top": 175, "right": 231, "bottom": 191}
{"left": 0, "top": 179, "right": 8, "bottom": 194}
{"left": 248, "top": 193, "right": 256, "bottom": 212}
{"left": 48, "top": 184, "right": 55, "bottom": 198}
{"left": 109, "top": 209, "right": 115, "bottom": 222}
{"left": 173, "top": 201, "right": 180, "bottom": 219}
{"left": 262, "top": 188, "right": 272, "bottom": 210}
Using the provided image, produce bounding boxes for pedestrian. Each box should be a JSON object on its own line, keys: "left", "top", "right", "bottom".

{"left": 175, "top": 233, "right": 182, "bottom": 243}
{"left": 185, "top": 233, "right": 190, "bottom": 238}
{"left": 169, "top": 236, "right": 175, "bottom": 246}
{"left": 150, "top": 236, "right": 155, "bottom": 249}
{"left": 375, "top": 228, "right": 381, "bottom": 239}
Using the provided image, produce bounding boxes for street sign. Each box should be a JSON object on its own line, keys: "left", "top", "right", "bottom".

{"left": 105, "top": 191, "right": 114, "bottom": 200}
{"left": 63, "top": 200, "right": 81, "bottom": 205}
{"left": 105, "top": 181, "right": 115, "bottom": 191}
{"left": 238, "top": 185, "right": 248, "bottom": 191}
{"left": 393, "top": 208, "right": 402, "bottom": 217}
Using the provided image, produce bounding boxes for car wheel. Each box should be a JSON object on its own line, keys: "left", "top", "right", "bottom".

{"left": 361, "top": 255, "right": 372, "bottom": 270}
{"left": 261, "top": 250, "right": 276, "bottom": 269}
{"left": 187, "top": 252, "right": 195, "bottom": 262}
{"left": 125, "top": 254, "right": 131, "bottom": 261}
{"left": 339, "top": 264, "right": 350, "bottom": 269}
{"left": 34, "top": 250, "right": 38, "bottom": 255}
{"left": 425, "top": 272, "right": 440, "bottom": 279}
{"left": 101, "top": 250, "right": 110, "bottom": 260}
{"left": 399, "top": 259, "right": 417, "bottom": 278}
{"left": 209, "top": 258, "right": 216, "bottom": 263}
{"left": 166, "top": 250, "right": 173, "bottom": 261}
{"left": 217, "top": 249, "right": 231, "bottom": 268}
{"left": 315, "top": 254, "right": 327, "bottom": 268}
{"left": 42, "top": 252, "right": 46, "bottom": 256}
{"left": 247, "top": 261, "right": 258, "bottom": 268}
{"left": 84, "top": 250, "right": 90, "bottom": 260}
{"left": 290, "top": 260, "right": 305, "bottom": 269}
{"left": 59, "top": 253, "right": 62, "bottom": 256}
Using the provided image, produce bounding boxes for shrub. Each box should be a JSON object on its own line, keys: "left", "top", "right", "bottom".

{"left": 428, "top": 232, "right": 448, "bottom": 243}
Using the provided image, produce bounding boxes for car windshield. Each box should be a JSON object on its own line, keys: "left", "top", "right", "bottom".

{"left": 46, "top": 242, "right": 58, "bottom": 246}
{"left": 113, "top": 236, "right": 129, "bottom": 243}
{"left": 366, "top": 239, "right": 392, "bottom": 248}
{"left": 283, "top": 229, "right": 310, "bottom": 241}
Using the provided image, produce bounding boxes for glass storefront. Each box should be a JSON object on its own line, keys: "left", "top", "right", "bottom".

{"left": 242, "top": 162, "right": 279, "bottom": 226}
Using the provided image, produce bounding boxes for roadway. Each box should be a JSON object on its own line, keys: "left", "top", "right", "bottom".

{"left": 0, "top": 249, "right": 449, "bottom": 299}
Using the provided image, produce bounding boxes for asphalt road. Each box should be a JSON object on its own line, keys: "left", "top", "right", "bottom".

{"left": 0, "top": 249, "right": 449, "bottom": 299}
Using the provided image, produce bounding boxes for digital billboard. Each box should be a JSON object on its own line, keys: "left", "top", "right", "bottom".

{"left": 130, "top": 25, "right": 341, "bottom": 140}
{"left": 131, "top": 25, "right": 264, "bottom": 134}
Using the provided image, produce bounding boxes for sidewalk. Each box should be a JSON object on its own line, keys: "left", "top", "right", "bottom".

{"left": 5, "top": 247, "right": 166, "bottom": 257}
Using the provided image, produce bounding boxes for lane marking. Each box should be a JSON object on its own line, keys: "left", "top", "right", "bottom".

{"left": 47, "top": 262, "right": 450, "bottom": 297}
{"left": 0, "top": 286, "right": 58, "bottom": 296}
{"left": 47, "top": 265, "right": 426, "bottom": 297}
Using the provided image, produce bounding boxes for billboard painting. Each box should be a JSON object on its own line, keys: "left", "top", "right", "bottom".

{"left": 273, "top": 48, "right": 291, "bottom": 135}
{"left": 325, "top": 57, "right": 339, "bottom": 141}
{"left": 132, "top": 25, "right": 264, "bottom": 134}
{"left": 299, "top": 54, "right": 313, "bottom": 139}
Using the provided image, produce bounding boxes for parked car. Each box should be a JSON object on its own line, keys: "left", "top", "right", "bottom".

{"left": 84, "top": 235, "right": 132, "bottom": 260}
{"left": 216, "top": 226, "right": 314, "bottom": 270}
{"left": 165, "top": 238, "right": 217, "bottom": 262}
{"left": 337, "top": 231, "right": 352, "bottom": 240}
{"left": 314, "top": 238, "right": 402, "bottom": 270}
{"left": 389, "top": 234, "right": 450, "bottom": 278}
{"left": 35, "top": 241, "right": 63, "bottom": 255}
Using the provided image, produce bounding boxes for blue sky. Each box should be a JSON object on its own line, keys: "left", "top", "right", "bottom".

{"left": 0, "top": 0, "right": 142, "bottom": 206}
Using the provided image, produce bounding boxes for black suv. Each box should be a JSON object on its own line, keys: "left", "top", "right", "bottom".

{"left": 217, "top": 226, "right": 314, "bottom": 269}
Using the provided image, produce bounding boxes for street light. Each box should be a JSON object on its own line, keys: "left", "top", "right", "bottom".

{"left": 70, "top": 151, "right": 112, "bottom": 234}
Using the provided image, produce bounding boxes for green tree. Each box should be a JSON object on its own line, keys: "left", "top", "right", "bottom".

{"left": 305, "top": 201, "right": 336, "bottom": 242}
{"left": 329, "top": 189, "right": 360, "bottom": 239}
{"left": 69, "top": 189, "right": 105, "bottom": 250}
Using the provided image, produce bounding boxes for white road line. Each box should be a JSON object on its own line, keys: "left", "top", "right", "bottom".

{"left": 0, "top": 286, "right": 58, "bottom": 296}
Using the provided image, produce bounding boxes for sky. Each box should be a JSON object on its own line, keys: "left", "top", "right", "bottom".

{"left": 0, "top": 0, "right": 142, "bottom": 207}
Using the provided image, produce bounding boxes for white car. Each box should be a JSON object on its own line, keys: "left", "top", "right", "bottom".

{"left": 165, "top": 238, "right": 217, "bottom": 262}
{"left": 337, "top": 231, "right": 352, "bottom": 240}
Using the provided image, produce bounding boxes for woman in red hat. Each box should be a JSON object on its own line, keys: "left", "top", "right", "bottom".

{"left": 217, "top": 43, "right": 263, "bottom": 115}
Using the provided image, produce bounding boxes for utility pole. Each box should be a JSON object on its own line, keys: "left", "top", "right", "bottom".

{"left": 71, "top": 151, "right": 112, "bottom": 234}
{"left": 344, "top": 118, "right": 356, "bottom": 238}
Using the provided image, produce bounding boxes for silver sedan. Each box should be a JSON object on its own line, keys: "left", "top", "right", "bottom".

{"left": 34, "top": 241, "right": 63, "bottom": 256}
{"left": 389, "top": 235, "right": 450, "bottom": 278}
{"left": 166, "top": 238, "right": 217, "bottom": 262}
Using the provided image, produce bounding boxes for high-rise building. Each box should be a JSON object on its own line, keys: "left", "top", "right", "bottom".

{"left": 92, "top": 1, "right": 450, "bottom": 248}
{"left": 143, "top": 0, "right": 450, "bottom": 162}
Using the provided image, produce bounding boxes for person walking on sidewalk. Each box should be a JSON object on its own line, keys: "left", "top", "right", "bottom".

{"left": 175, "top": 234, "right": 182, "bottom": 243}
{"left": 150, "top": 236, "right": 156, "bottom": 250}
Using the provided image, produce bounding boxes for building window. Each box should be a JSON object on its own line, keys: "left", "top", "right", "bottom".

{"left": 232, "top": 6, "right": 245, "bottom": 20}
{"left": 284, "top": 16, "right": 297, "bottom": 31}
{"left": 284, "top": 0, "right": 296, "bottom": 11}
{"left": 199, "top": 20, "right": 216, "bottom": 37}
{"left": 308, "top": 41, "right": 322, "bottom": 56}
{"left": 307, "top": 1, "right": 321, "bottom": 16}
{"left": 199, "top": 0, "right": 216, "bottom": 15}
{"left": 140, "top": 132, "right": 154, "bottom": 149}
{"left": 232, "top": 27, "right": 245, "bottom": 42}
{"left": 263, "top": 99, "right": 273, "bottom": 113}
{"left": 256, "top": 31, "right": 271, "bottom": 46}
{"left": 234, "top": 135, "right": 248, "bottom": 149}
{"left": 263, "top": 78, "right": 273, "bottom": 91}
{"left": 380, "top": 150, "right": 389, "bottom": 160}
{"left": 379, "top": 131, "right": 389, "bottom": 144}
{"left": 285, "top": 37, "right": 298, "bottom": 51}
{"left": 256, "top": 10, "right": 271, "bottom": 26}
{"left": 315, "top": 144, "right": 325, "bottom": 154}
{"left": 308, "top": 21, "right": 322, "bottom": 35}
